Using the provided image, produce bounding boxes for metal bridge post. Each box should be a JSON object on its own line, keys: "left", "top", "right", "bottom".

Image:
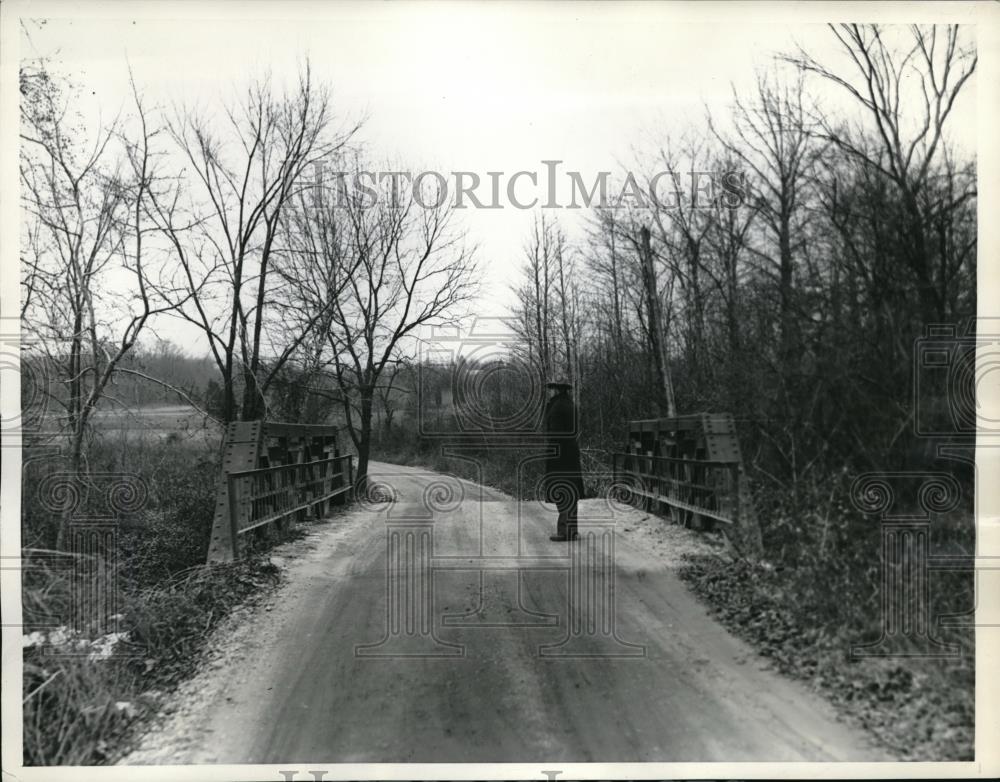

{"left": 226, "top": 476, "right": 241, "bottom": 558}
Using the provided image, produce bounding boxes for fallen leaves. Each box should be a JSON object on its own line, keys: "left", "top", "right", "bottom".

{"left": 677, "top": 552, "right": 974, "bottom": 761}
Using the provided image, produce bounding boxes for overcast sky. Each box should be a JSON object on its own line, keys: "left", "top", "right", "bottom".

{"left": 15, "top": 1, "right": 979, "bottom": 353}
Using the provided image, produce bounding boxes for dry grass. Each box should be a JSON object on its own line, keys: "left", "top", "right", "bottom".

{"left": 20, "top": 420, "right": 287, "bottom": 765}
{"left": 22, "top": 553, "right": 282, "bottom": 765}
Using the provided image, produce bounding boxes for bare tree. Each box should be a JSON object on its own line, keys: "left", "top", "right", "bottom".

{"left": 585, "top": 203, "right": 678, "bottom": 418}
{"left": 20, "top": 65, "right": 178, "bottom": 544}
{"left": 266, "top": 158, "right": 366, "bottom": 422}
{"left": 709, "top": 69, "right": 821, "bottom": 377}
{"left": 280, "top": 164, "right": 478, "bottom": 484}
{"left": 553, "top": 230, "right": 582, "bottom": 386}
{"left": 513, "top": 214, "right": 555, "bottom": 380}
{"left": 152, "top": 63, "right": 361, "bottom": 422}
{"left": 784, "top": 23, "right": 976, "bottom": 323}
{"left": 639, "top": 225, "right": 676, "bottom": 416}
{"left": 584, "top": 209, "right": 628, "bottom": 356}
{"left": 512, "top": 214, "right": 583, "bottom": 387}
{"left": 646, "top": 137, "right": 717, "bottom": 398}
{"left": 375, "top": 359, "right": 406, "bottom": 438}
{"left": 577, "top": 208, "right": 654, "bottom": 440}
{"left": 701, "top": 157, "right": 759, "bottom": 411}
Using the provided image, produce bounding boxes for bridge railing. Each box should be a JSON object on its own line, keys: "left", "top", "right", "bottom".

{"left": 227, "top": 454, "right": 354, "bottom": 542}
{"left": 611, "top": 451, "right": 741, "bottom": 527}
{"left": 611, "top": 413, "right": 763, "bottom": 556}
{"left": 207, "top": 421, "right": 354, "bottom": 562}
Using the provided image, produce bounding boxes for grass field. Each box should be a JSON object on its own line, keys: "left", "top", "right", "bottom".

{"left": 90, "top": 405, "right": 220, "bottom": 441}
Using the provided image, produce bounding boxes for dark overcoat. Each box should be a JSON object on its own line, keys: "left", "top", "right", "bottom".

{"left": 542, "top": 392, "right": 584, "bottom": 502}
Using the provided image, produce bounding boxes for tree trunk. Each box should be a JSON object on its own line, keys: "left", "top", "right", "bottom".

{"left": 640, "top": 226, "right": 676, "bottom": 417}
{"left": 354, "top": 388, "right": 374, "bottom": 489}
{"left": 241, "top": 365, "right": 265, "bottom": 421}
{"left": 610, "top": 229, "right": 624, "bottom": 355}
{"left": 778, "top": 207, "right": 795, "bottom": 380}
{"left": 687, "top": 243, "right": 704, "bottom": 392}
{"left": 556, "top": 243, "right": 573, "bottom": 382}
{"left": 222, "top": 357, "right": 236, "bottom": 423}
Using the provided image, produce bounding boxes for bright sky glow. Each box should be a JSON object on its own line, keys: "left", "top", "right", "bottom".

{"left": 13, "top": 1, "right": 978, "bottom": 353}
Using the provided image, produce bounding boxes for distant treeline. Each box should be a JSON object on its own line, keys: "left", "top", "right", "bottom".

{"left": 24, "top": 342, "right": 218, "bottom": 412}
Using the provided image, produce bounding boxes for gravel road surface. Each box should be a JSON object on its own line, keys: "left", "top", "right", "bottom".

{"left": 124, "top": 461, "right": 887, "bottom": 764}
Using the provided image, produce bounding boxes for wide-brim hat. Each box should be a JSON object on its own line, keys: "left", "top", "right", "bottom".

{"left": 546, "top": 379, "right": 572, "bottom": 390}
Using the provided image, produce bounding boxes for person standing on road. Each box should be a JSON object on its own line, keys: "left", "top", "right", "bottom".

{"left": 542, "top": 380, "right": 584, "bottom": 542}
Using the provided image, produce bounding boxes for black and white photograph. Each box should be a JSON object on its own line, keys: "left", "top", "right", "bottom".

{"left": 1, "top": 1, "right": 999, "bottom": 779}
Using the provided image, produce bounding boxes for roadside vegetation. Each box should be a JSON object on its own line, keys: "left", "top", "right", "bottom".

{"left": 19, "top": 34, "right": 474, "bottom": 765}
{"left": 18, "top": 20, "right": 976, "bottom": 765}
{"left": 21, "top": 419, "right": 295, "bottom": 764}
{"left": 678, "top": 473, "right": 974, "bottom": 761}
{"left": 374, "top": 23, "right": 977, "bottom": 760}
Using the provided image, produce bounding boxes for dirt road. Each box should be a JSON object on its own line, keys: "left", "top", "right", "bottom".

{"left": 125, "top": 462, "right": 888, "bottom": 764}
